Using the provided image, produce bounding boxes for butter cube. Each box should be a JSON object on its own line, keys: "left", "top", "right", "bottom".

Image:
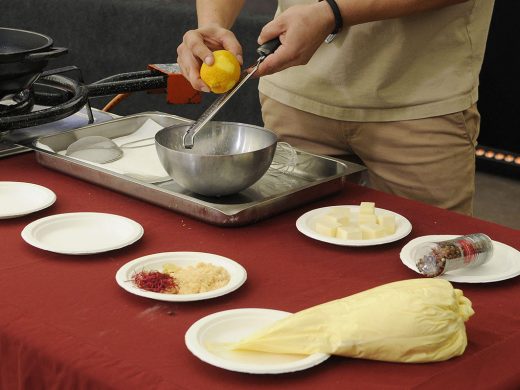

{"left": 358, "top": 214, "right": 377, "bottom": 225}
{"left": 359, "top": 202, "right": 375, "bottom": 215}
{"left": 377, "top": 214, "right": 396, "bottom": 235}
{"left": 360, "top": 222, "right": 387, "bottom": 239}
{"left": 336, "top": 225, "right": 363, "bottom": 240}
{"left": 315, "top": 219, "right": 341, "bottom": 237}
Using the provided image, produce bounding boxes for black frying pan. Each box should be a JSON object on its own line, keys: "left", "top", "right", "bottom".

{"left": 0, "top": 28, "right": 67, "bottom": 98}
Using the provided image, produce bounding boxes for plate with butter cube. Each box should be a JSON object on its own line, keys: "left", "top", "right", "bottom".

{"left": 296, "top": 202, "right": 412, "bottom": 247}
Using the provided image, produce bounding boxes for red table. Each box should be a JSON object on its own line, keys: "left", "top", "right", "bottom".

{"left": 1, "top": 153, "right": 519, "bottom": 390}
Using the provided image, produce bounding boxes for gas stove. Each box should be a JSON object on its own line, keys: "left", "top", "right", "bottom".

{"left": 0, "top": 63, "right": 98, "bottom": 152}
{"left": 1, "top": 66, "right": 199, "bottom": 158}
{"left": 1, "top": 27, "right": 200, "bottom": 158}
{"left": 0, "top": 66, "right": 114, "bottom": 157}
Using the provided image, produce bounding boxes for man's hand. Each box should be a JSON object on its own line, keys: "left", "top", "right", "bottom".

{"left": 255, "top": 2, "right": 334, "bottom": 77}
{"left": 176, "top": 26, "right": 243, "bottom": 92}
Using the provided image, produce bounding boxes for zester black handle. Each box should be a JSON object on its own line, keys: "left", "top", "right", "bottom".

{"left": 257, "top": 37, "right": 281, "bottom": 58}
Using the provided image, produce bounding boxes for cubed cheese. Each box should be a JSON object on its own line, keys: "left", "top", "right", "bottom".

{"left": 320, "top": 214, "right": 341, "bottom": 224}
{"left": 359, "top": 202, "right": 375, "bottom": 215}
{"left": 358, "top": 214, "right": 377, "bottom": 224}
{"left": 324, "top": 207, "right": 351, "bottom": 225}
{"left": 360, "top": 222, "right": 387, "bottom": 239}
{"left": 330, "top": 207, "right": 351, "bottom": 218}
{"left": 377, "top": 214, "right": 396, "bottom": 235}
{"left": 336, "top": 225, "right": 363, "bottom": 240}
{"left": 315, "top": 218, "right": 341, "bottom": 237}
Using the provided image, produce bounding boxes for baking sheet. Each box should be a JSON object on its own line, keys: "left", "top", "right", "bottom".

{"left": 32, "top": 112, "right": 366, "bottom": 226}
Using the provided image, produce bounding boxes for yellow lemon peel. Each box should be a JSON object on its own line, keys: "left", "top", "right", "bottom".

{"left": 200, "top": 50, "right": 241, "bottom": 94}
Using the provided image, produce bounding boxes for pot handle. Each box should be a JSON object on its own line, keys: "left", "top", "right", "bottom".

{"left": 24, "top": 47, "right": 68, "bottom": 62}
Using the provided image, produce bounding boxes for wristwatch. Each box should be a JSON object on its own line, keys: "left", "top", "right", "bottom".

{"left": 319, "top": 0, "right": 343, "bottom": 43}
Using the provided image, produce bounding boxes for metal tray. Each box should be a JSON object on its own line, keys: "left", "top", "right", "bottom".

{"left": 33, "top": 112, "right": 365, "bottom": 226}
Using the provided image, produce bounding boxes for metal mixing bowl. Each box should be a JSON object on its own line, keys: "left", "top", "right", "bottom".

{"left": 155, "top": 121, "right": 278, "bottom": 196}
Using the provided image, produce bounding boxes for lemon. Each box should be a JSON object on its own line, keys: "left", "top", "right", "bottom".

{"left": 200, "top": 50, "right": 241, "bottom": 94}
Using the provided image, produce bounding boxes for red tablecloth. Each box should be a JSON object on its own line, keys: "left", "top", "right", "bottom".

{"left": 1, "top": 153, "right": 519, "bottom": 390}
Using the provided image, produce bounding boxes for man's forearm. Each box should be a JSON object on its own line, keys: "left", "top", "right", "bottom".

{"left": 196, "top": 0, "right": 245, "bottom": 29}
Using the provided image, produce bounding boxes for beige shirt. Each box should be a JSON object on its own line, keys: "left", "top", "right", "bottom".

{"left": 259, "top": 0, "right": 495, "bottom": 121}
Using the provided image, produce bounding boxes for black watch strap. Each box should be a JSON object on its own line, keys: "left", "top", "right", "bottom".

{"left": 319, "top": 0, "right": 343, "bottom": 43}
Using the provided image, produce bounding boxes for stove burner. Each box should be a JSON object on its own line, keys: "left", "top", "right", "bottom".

{"left": 0, "top": 61, "right": 198, "bottom": 136}
{"left": 0, "top": 89, "right": 34, "bottom": 116}
{"left": 0, "top": 66, "right": 92, "bottom": 132}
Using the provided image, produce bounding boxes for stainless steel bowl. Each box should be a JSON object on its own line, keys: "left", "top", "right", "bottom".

{"left": 155, "top": 121, "right": 278, "bottom": 196}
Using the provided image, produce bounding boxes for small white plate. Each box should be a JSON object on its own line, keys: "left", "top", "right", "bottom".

{"left": 21, "top": 212, "right": 143, "bottom": 254}
{"left": 0, "top": 181, "right": 56, "bottom": 219}
{"left": 185, "top": 308, "right": 330, "bottom": 374}
{"left": 115, "top": 252, "right": 247, "bottom": 302}
{"left": 400, "top": 235, "right": 520, "bottom": 283}
{"left": 296, "top": 205, "right": 412, "bottom": 247}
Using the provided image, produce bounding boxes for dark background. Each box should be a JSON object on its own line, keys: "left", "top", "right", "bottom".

{"left": 1, "top": 0, "right": 518, "bottom": 156}
{"left": 476, "top": 0, "right": 519, "bottom": 154}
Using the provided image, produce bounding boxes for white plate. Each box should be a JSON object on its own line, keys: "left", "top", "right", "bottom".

{"left": 0, "top": 181, "right": 56, "bottom": 219}
{"left": 185, "top": 308, "right": 330, "bottom": 374}
{"left": 296, "top": 205, "right": 412, "bottom": 247}
{"left": 400, "top": 235, "right": 520, "bottom": 283}
{"left": 115, "top": 252, "right": 247, "bottom": 302}
{"left": 21, "top": 212, "right": 143, "bottom": 254}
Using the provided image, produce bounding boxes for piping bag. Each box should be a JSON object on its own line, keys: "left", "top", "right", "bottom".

{"left": 231, "top": 279, "right": 474, "bottom": 363}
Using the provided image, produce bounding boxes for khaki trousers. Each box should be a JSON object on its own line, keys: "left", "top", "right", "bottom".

{"left": 260, "top": 94, "right": 480, "bottom": 215}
